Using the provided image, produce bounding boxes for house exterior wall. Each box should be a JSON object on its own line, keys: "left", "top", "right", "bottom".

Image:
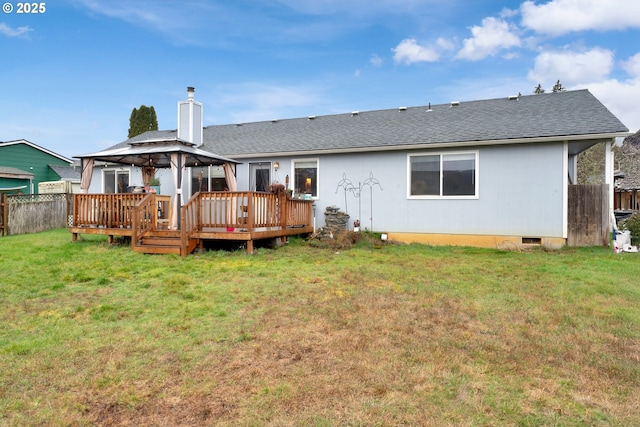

{"left": 232, "top": 141, "right": 566, "bottom": 239}
{"left": 87, "top": 165, "right": 176, "bottom": 194}
{"left": 83, "top": 141, "right": 566, "bottom": 242}
{"left": 0, "top": 144, "right": 71, "bottom": 194}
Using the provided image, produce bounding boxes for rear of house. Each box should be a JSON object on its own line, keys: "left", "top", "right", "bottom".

{"left": 199, "top": 90, "right": 628, "bottom": 248}
{"left": 88, "top": 89, "right": 629, "bottom": 249}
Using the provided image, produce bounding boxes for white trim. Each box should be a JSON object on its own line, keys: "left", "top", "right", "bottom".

{"left": 0, "top": 185, "right": 28, "bottom": 193}
{"left": 102, "top": 167, "right": 131, "bottom": 193}
{"left": 606, "top": 139, "right": 614, "bottom": 232}
{"left": 562, "top": 141, "right": 568, "bottom": 239}
{"left": 291, "top": 158, "right": 319, "bottom": 200}
{"left": 407, "top": 150, "right": 479, "bottom": 200}
{"left": 0, "top": 139, "right": 73, "bottom": 163}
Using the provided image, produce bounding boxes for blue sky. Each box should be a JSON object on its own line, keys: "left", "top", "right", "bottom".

{"left": 1, "top": 0, "right": 639, "bottom": 159}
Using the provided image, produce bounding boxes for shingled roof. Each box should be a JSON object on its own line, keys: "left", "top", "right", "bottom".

{"left": 0, "top": 166, "right": 33, "bottom": 179}
{"left": 49, "top": 164, "right": 81, "bottom": 181}
{"left": 119, "top": 89, "right": 628, "bottom": 158}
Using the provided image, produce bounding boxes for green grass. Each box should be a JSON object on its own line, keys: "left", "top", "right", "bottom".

{"left": 1, "top": 229, "right": 639, "bottom": 426}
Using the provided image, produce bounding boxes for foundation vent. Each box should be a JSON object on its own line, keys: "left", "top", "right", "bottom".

{"left": 522, "top": 237, "right": 542, "bottom": 245}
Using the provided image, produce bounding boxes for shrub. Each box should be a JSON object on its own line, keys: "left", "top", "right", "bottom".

{"left": 620, "top": 213, "right": 640, "bottom": 245}
{"left": 308, "top": 230, "right": 362, "bottom": 250}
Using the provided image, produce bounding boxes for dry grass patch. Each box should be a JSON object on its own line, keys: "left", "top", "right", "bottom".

{"left": 1, "top": 231, "right": 639, "bottom": 426}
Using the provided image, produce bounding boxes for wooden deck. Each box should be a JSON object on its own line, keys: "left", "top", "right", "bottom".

{"left": 69, "top": 192, "right": 314, "bottom": 255}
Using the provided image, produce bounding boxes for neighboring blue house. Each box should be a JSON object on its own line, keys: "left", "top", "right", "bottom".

{"left": 82, "top": 88, "right": 629, "bottom": 248}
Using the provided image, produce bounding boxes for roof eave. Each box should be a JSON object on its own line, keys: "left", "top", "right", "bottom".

{"left": 0, "top": 139, "right": 73, "bottom": 163}
{"left": 224, "top": 131, "right": 631, "bottom": 159}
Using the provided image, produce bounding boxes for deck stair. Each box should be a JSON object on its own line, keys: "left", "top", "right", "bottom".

{"left": 132, "top": 229, "right": 197, "bottom": 255}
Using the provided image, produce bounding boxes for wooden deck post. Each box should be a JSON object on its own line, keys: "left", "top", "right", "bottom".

{"left": 280, "top": 195, "right": 288, "bottom": 244}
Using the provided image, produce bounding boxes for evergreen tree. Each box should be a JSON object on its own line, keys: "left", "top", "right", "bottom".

{"left": 552, "top": 79, "right": 566, "bottom": 92}
{"left": 128, "top": 105, "right": 159, "bottom": 138}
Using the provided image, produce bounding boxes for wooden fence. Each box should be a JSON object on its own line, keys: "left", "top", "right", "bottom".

{"left": 567, "top": 184, "right": 609, "bottom": 246}
{"left": 0, "top": 193, "right": 72, "bottom": 236}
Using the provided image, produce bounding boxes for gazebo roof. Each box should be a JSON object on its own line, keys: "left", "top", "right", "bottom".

{"left": 75, "top": 138, "right": 239, "bottom": 168}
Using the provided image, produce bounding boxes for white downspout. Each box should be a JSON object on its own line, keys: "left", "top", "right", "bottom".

{"left": 606, "top": 138, "right": 616, "bottom": 233}
{"left": 562, "top": 141, "right": 568, "bottom": 239}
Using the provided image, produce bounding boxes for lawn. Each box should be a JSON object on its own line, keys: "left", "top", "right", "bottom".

{"left": 1, "top": 229, "right": 639, "bottom": 426}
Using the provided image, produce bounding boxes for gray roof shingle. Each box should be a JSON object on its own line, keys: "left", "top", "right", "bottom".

{"left": 0, "top": 166, "right": 33, "bottom": 178}
{"left": 116, "top": 89, "right": 629, "bottom": 158}
{"left": 49, "top": 164, "right": 81, "bottom": 181}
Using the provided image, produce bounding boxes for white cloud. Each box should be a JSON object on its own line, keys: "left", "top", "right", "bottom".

{"left": 527, "top": 48, "right": 614, "bottom": 86}
{"left": 370, "top": 54, "right": 384, "bottom": 67}
{"left": 207, "top": 83, "right": 322, "bottom": 124}
{"left": 392, "top": 39, "right": 439, "bottom": 64}
{"left": 521, "top": 0, "right": 640, "bottom": 36}
{"left": 436, "top": 37, "right": 455, "bottom": 51}
{"left": 72, "top": 0, "right": 228, "bottom": 45}
{"left": 271, "top": 0, "right": 434, "bottom": 16}
{"left": 455, "top": 17, "right": 520, "bottom": 61}
{"left": 588, "top": 79, "right": 640, "bottom": 133}
{"left": 499, "top": 7, "right": 519, "bottom": 18}
{"left": 526, "top": 48, "right": 640, "bottom": 132}
{"left": 623, "top": 53, "right": 640, "bottom": 78}
{"left": 0, "top": 23, "right": 32, "bottom": 37}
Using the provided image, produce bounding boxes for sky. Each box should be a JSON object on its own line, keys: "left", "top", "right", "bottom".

{"left": 1, "top": 0, "right": 640, "bottom": 160}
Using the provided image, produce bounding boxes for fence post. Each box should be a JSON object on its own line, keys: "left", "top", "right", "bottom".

{"left": 0, "top": 193, "right": 6, "bottom": 236}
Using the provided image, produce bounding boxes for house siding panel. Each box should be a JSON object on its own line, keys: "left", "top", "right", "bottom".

{"left": 0, "top": 143, "right": 71, "bottom": 193}
{"left": 244, "top": 143, "right": 565, "bottom": 238}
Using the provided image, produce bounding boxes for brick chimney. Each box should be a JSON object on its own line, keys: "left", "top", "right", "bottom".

{"left": 177, "top": 86, "right": 203, "bottom": 146}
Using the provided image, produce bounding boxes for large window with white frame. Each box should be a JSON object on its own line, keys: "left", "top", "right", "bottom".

{"left": 293, "top": 159, "right": 318, "bottom": 199}
{"left": 103, "top": 169, "right": 130, "bottom": 193}
{"left": 408, "top": 151, "right": 478, "bottom": 198}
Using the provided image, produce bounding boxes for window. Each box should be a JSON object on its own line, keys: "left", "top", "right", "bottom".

{"left": 293, "top": 159, "right": 318, "bottom": 198}
{"left": 103, "top": 169, "right": 130, "bottom": 193}
{"left": 409, "top": 152, "right": 478, "bottom": 198}
{"left": 191, "top": 165, "right": 226, "bottom": 195}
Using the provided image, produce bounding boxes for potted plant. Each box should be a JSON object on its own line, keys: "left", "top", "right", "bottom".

{"left": 269, "top": 183, "right": 288, "bottom": 198}
{"left": 149, "top": 176, "right": 161, "bottom": 194}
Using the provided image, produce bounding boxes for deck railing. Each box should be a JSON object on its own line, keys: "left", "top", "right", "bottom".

{"left": 73, "top": 192, "right": 313, "bottom": 235}
{"left": 183, "top": 192, "right": 312, "bottom": 232}
{"left": 72, "top": 193, "right": 146, "bottom": 228}
{"left": 72, "top": 193, "right": 171, "bottom": 229}
{"left": 131, "top": 194, "right": 155, "bottom": 248}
